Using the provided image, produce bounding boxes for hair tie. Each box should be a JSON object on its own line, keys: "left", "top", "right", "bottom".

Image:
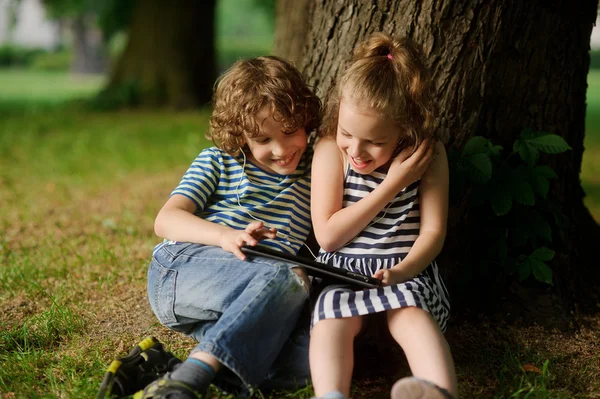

{"left": 387, "top": 53, "right": 393, "bottom": 60}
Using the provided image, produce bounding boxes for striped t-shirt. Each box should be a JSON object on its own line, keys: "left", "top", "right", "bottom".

{"left": 156, "top": 147, "right": 312, "bottom": 255}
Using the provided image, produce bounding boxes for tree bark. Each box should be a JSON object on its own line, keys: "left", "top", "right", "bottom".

{"left": 106, "top": 0, "right": 216, "bottom": 108}
{"left": 300, "top": 0, "right": 600, "bottom": 322}
{"left": 273, "top": 0, "right": 311, "bottom": 67}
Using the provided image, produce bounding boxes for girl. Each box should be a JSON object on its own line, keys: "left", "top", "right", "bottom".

{"left": 138, "top": 56, "right": 321, "bottom": 399}
{"left": 309, "top": 33, "right": 458, "bottom": 399}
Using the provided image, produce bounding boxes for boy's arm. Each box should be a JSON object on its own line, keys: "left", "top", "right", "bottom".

{"left": 154, "top": 194, "right": 276, "bottom": 261}
{"left": 311, "top": 138, "right": 411, "bottom": 252}
{"left": 375, "top": 141, "right": 449, "bottom": 284}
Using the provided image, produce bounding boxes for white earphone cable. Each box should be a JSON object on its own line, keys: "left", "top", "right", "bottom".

{"left": 236, "top": 148, "right": 317, "bottom": 259}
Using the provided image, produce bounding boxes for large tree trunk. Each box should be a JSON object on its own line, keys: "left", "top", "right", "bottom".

{"left": 106, "top": 0, "right": 215, "bottom": 108}
{"left": 273, "top": 0, "right": 311, "bottom": 67}
{"left": 300, "top": 1, "right": 600, "bottom": 324}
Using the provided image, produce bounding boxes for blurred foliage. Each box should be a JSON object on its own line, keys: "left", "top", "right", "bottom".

{"left": 216, "top": 0, "right": 274, "bottom": 72}
{"left": 30, "top": 51, "right": 72, "bottom": 71}
{"left": 0, "top": 45, "right": 70, "bottom": 71}
{"left": 0, "top": 45, "right": 45, "bottom": 67}
{"left": 251, "top": 0, "right": 275, "bottom": 28}
{"left": 42, "top": 0, "right": 135, "bottom": 41}
{"left": 590, "top": 49, "right": 600, "bottom": 69}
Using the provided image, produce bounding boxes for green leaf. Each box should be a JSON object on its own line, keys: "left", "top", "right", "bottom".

{"left": 491, "top": 188, "right": 512, "bottom": 215}
{"left": 529, "top": 165, "right": 557, "bottom": 199}
{"left": 530, "top": 247, "right": 555, "bottom": 262}
{"left": 509, "top": 177, "right": 535, "bottom": 206}
{"left": 523, "top": 132, "right": 571, "bottom": 154}
{"left": 531, "top": 258, "right": 553, "bottom": 285}
{"left": 520, "top": 127, "right": 536, "bottom": 139}
{"left": 530, "top": 174, "right": 550, "bottom": 198}
{"left": 489, "top": 142, "right": 504, "bottom": 161}
{"left": 465, "top": 153, "right": 493, "bottom": 184}
{"left": 533, "top": 165, "right": 558, "bottom": 179}
{"left": 462, "top": 136, "right": 491, "bottom": 156}
{"left": 518, "top": 258, "right": 532, "bottom": 281}
{"left": 489, "top": 145, "right": 503, "bottom": 157}
{"left": 514, "top": 140, "right": 539, "bottom": 166}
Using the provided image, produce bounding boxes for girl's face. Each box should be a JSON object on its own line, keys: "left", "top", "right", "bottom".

{"left": 336, "top": 99, "right": 402, "bottom": 174}
{"left": 244, "top": 107, "right": 308, "bottom": 175}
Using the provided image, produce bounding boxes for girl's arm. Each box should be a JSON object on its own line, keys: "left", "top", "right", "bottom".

{"left": 155, "top": 194, "right": 276, "bottom": 260}
{"left": 374, "top": 141, "right": 449, "bottom": 284}
{"left": 311, "top": 138, "right": 431, "bottom": 252}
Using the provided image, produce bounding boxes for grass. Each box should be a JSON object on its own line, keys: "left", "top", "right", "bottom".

{"left": 0, "top": 69, "right": 599, "bottom": 399}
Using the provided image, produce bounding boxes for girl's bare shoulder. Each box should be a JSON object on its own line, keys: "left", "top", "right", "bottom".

{"left": 314, "top": 136, "right": 345, "bottom": 165}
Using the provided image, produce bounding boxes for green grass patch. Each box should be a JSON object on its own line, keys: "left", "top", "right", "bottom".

{"left": 0, "top": 69, "right": 104, "bottom": 106}
{"left": 0, "top": 299, "right": 85, "bottom": 352}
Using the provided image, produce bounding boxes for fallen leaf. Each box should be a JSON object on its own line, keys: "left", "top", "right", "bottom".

{"left": 522, "top": 363, "right": 542, "bottom": 374}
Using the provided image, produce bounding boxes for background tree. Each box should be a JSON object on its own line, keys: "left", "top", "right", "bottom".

{"left": 295, "top": 0, "right": 600, "bottom": 324}
{"left": 103, "top": 0, "right": 216, "bottom": 108}
{"left": 42, "top": 0, "right": 127, "bottom": 74}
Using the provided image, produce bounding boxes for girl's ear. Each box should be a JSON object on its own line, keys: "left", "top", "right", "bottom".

{"left": 392, "top": 139, "right": 404, "bottom": 157}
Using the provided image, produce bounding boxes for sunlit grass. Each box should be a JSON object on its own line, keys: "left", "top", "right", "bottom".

{"left": 0, "top": 69, "right": 105, "bottom": 105}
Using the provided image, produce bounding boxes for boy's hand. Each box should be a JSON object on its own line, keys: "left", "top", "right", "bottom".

{"left": 387, "top": 139, "right": 435, "bottom": 190}
{"left": 373, "top": 267, "right": 411, "bottom": 286}
{"left": 220, "top": 221, "right": 277, "bottom": 260}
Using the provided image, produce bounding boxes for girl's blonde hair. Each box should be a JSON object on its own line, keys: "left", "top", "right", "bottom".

{"left": 322, "top": 32, "right": 435, "bottom": 151}
{"left": 208, "top": 56, "right": 322, "bottom": 155}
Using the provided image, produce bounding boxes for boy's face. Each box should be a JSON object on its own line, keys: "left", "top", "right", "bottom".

{"left": 336, "top": 99, "right": 402, "bottom": 175}
{"left": 244, "top": 107, "right": 308, "bottom": 175}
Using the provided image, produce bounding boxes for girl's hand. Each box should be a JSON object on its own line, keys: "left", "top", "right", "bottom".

{"left": 373, "top": 267, "right": 411, "bottom": 286}
{"left": 220, "top": 221, "right": 277, "bottom": 260}
{"left": 387, "top": 139, "right": 436, "bottom": 190}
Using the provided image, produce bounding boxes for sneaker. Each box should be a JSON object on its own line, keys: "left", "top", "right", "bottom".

{"left": 133, "top": 373, "right": 203, "bottom": 399}
{"left": 97, "top": 336, "right": 183, "bottom": 399}
{"left": 390, "top": 377, "right": 454, "bottom": 399}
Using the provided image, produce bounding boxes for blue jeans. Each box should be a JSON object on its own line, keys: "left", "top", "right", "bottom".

{"left": 147, "top": 243, "right": 310, "bottom": 396}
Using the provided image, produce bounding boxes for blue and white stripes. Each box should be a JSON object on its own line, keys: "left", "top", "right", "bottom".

{"left": 312, "top": 165, "right": 450, "bottom": 331}
{"left": 161, "top": 147, "right": 312, "bottom": 255}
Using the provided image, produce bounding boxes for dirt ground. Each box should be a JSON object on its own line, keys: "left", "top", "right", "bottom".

{"left": 4, "top": 171, "right": 599, "bottom": 399}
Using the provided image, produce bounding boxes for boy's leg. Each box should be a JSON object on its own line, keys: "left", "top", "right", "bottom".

{"left": 259, "top": 319, "right": 311, "bottom": 391}
{"left": 147, "top": 243, "right": 309, "bottom": 394}
{"left": 386, "top": 306, "right": 458, "bottom": 398}
{"left": 309, "top": 316, "right": 363, "bottom": 398}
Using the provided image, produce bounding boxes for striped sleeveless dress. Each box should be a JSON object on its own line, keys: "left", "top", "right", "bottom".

{"left": 311, "top": 165, "right": 451, "bottom": 332}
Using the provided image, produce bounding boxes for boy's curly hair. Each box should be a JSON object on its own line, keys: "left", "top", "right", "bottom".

{"left": 322, "top": 32, "right": 435, "bottom": 151}
{"left": 208, "top": 56, "right": 322, "bottom": 155}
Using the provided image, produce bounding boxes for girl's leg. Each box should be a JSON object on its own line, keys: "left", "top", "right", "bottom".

{"left": 309, "top": 316, "right": 363, "bottom": 398}
{"left": 386, "top": 307, "right": 458, "bottom": 398}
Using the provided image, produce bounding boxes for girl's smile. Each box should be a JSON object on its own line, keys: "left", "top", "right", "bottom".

{"left": 336, "top": 99, "right": 402, "bottom": 174}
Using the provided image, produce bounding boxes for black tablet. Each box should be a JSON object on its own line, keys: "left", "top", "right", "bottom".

{"left": 241, "top": 245, "right": 381, "bottom": 289}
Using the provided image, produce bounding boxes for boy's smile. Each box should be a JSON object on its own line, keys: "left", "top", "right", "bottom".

{"left": 244, "top": 107, "right": 307, "bottom": 175}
